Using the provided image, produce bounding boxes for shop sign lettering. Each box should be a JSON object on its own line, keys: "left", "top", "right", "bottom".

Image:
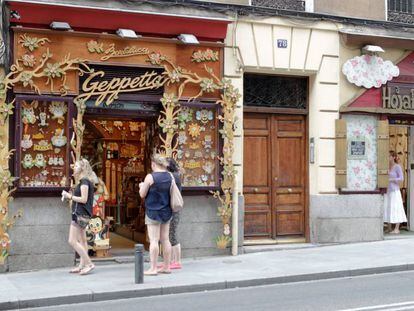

{"left": 100, "top": 44, "right": 150, "bottom": 61}
{"left": 382, "top": 86, "right": 414, "bottom": 110}
{"left": 77, "top": 70, "right": 168, "bottom": 106}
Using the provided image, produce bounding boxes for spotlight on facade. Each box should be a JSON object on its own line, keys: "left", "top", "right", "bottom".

{"left": 362, "top": 45, "right": 385, "bottom": 54}
{"left": 178, "top": 34, "right": 199, "bottom": 44}
{"left": 10, "top": 10, "right": 20, "bottom": 20}
{"left": 116, "top": 29, "right": 139, "bottom": 39}
{"left": 50, "top": 21, "right": 72, "bottom": 31}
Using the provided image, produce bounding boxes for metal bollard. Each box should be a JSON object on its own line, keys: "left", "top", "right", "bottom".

{"left": 135, "top": 244, "right": 144, "bottom": 284}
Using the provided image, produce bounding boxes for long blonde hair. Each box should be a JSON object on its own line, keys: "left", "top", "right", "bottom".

{"left": 151, "top": 153, "right": 168, "bottom": 169}
{"left": 75, "top": 158, "right": 98, "bottom": 184}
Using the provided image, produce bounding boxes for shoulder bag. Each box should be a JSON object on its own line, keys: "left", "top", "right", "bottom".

{"left": 169, "top": 173, "right": 184, "bottom": 212}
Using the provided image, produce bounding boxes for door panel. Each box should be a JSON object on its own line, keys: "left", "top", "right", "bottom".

{"left": 243, "top": 113, "right": 306, "bottom": 239}
{"left": 243, "top": 114, "right": 272, "bottom": 238}
{"left": 272, "top": 116, "right": 306, "bottom": 236}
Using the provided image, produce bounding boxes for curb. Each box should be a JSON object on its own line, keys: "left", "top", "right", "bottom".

{"left": 2, "top": 263, "right": 414, "bottom": 310}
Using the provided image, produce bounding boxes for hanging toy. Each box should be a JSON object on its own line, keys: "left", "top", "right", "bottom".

{"left": 22, "top": 154, "right": 34, "bottom": 169}
{"left": 196, "top": 109, "right": 213, "bottom": 124}
{"left": 21, "top": 134, "right": 33, "bottom": 150}
{"left": 48, "top": 101, "right": 67, "bottom": 124}
{"left": 22, "top": 100, "right": 38, "bottom": 134}
{"left": 34, "top": 153, "right": 46, "bottom": 168}
{"left": 37, "top": 108, "right": 49, "bottom": 127}
{"left": 51, "top": 128, "right": 67, "bottom": 147}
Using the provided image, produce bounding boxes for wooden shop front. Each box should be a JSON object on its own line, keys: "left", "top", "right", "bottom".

{"left": 9, "top": 27, "right": 229, "bottom": 257}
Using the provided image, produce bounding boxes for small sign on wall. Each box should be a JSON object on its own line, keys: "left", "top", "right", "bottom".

{"left": 348, "top": 138, "right": 367, "bottom": 160}
{"left": 277, "top": 39, "right": 288, "bottom": 48}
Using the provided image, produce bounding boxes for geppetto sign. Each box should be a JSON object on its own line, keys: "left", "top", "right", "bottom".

{"left": 77, "top": 70, "right": 168, "bottom": 106}
{"left": 382, "top": 85, "right": 414, "bottom": 111}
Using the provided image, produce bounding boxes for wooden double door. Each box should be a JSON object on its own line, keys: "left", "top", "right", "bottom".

{"left": 243, "top": 113, "right": 307, "bottom": 239}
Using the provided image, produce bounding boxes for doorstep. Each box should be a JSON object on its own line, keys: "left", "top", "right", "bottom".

{"left": 243, "top": 237, "right": 314, "bottom": 254}
{"left": 243, "top": 236, "right": 306, "bottom": 246}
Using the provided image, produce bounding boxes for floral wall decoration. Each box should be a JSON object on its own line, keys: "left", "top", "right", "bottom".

{"left": 343, "top": 114, "right": 378, "bottom": 191}
{"left": 342, "top": 54, "right": 399, "bottom": 89}
{"left": 191, "top": 49, "right": 219, "bottom": 63}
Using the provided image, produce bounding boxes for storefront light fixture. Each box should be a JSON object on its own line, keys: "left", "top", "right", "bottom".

{"left": 116, "top": 29, "right": 139, "bottom": 39}
{"left": 178, "top": 34, "right": 199, "bottom": 44}
{"left": 362, "top": 45, "right": 385, "bottom": 54}
{"left": 50, "top": 21, "right": 72, "bottom": 31}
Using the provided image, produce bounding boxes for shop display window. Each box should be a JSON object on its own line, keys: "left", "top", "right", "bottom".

{"left": 15, "top": 96, "right": 73, "bottom": 191}
{"left": 176, "top": 103, "right": 220, "bottom": 189}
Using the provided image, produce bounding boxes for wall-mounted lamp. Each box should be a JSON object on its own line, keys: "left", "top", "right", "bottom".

{"left": 362, "top": 45, "right": 385, "bottom": 54}
{"left": 50, "top": 21, "right": 71, "bottom": 31}
{"left": 178, "top": 34, "right": 199, "bottom": 44}
{"left": 10, "top": 10, "right": 20, "bottom": 20}
{"left": 116, "top": 29, "right": 139, "bottom": 39}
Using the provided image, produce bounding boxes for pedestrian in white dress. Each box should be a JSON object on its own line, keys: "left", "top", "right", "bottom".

{"left": 384, "top": 151, "right": 407, "bottom": 234}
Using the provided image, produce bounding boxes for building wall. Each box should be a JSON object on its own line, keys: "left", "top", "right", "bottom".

{"left": 6, "top": 195, "right": 244, "bottom": 271}
{"left": 314, "top": 0, "right": 386, "bottom": 20}
{"left": 227, "top": 16, "right": 388, "bottom": 243}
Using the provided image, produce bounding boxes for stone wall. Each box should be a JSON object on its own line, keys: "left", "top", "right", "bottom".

{"left": 7, "top": 198, "right": 74, "bottom": 272}
{"left": 4, "top": 195, "right": 244, "bottom": 272}
{"left": 310, "top": 194, "right": 383, "bottom": 243}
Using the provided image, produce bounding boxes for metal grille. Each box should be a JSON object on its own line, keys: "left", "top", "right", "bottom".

{"left": 388, "top": 0, "right": 413, "bottom": 13}
{"left": 244, "top": 74, "right": 307, "bottom": 109}
{"left": 252, "top": 0, "right": 305, "bottom": 11}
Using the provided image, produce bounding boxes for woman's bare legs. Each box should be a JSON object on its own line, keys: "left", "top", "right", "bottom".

{"left": 391, "top": 223, "right": 400, "bottom": 234}
{"left": 172, "top": 243, "right": 181, "bottom": 265}
{"left": 68, "top": 224, "right": 92, "bottom": 269}
{"left": 159, "top": 222, "right": 171, "bottom": 272}
{"left": 146, "top": 224, "right": 160, "bottom": 274}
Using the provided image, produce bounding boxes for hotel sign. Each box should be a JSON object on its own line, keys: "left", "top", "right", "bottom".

{"left": 382, "top": 85, "right": 414, "bottom": 111}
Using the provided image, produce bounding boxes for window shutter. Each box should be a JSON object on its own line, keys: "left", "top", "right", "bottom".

{"left": 335, "top": 119, "right": 347, "bottom": 188}
{"left": 377, "top": 120, "right": 389, "bottom": 188}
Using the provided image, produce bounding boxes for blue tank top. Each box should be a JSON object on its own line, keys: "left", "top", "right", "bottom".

{"left": 145, "top": 172, "right": 172, "bottom": 223}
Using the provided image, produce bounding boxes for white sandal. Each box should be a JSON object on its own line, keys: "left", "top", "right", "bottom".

{"left": 79, "top": 264, "right": 95, "bottom": 275}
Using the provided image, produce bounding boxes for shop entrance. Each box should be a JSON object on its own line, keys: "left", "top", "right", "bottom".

{"left": 243, "top": 113, "right": 307, "bottom": 241}
{"left": 388, "top": 122, "right": 414, "bottom": 231}
{"left": 81, "top": 104, "right": 159, "bottom": 257}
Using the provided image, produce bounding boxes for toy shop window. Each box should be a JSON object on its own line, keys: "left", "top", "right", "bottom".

{"left": 14, "top": 95, "right": 74, "bottom": 194}
{"left": 176, "top": 102, "right": 221, "bottom": 191}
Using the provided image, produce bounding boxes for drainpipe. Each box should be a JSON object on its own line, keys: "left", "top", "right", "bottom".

{"left": 232, "top": 174, "right": 238, "bottom": 256}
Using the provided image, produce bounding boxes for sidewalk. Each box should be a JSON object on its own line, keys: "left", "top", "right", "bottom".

{"left": 2, "top": 237, "right": 414, "bottom": 310}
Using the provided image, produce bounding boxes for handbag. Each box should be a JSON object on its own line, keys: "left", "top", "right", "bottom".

{"left": 169, "top": 173, "right": 184, "bottom": 212}
{"left": 73, "top": 202, "right": 91, "bottom": 229}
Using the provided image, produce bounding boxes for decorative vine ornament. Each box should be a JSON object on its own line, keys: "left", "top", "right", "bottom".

{"left": 0, "top": 35, "right": 95, "bottom": 264}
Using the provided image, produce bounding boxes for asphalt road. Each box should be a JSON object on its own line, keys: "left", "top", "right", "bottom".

{"left": 27, "top": 271, "right": 414, "bottom": 311}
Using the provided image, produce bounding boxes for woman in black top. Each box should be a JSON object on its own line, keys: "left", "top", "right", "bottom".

{"left": 139, "top": 154, "right": 173, "bottom": 275}
{"left": 62, "top": 159, "right": 97, "bottom": 275}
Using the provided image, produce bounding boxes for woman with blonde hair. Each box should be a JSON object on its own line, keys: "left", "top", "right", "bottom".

{"left": 139, "top": 153, "right": 172, "bottom": 275}
{"left": 384, "top": 151, "right": 407, "bottom": 234}
{"left": 62, "top": 158, "right": 97, "bottom": 275}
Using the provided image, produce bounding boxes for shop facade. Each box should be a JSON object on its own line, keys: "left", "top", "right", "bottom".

{"left": 338, "top": 46, "right": 414, "bottom": 238}
{"left": 0, "top": 1, "right": 245, "bottom": 271}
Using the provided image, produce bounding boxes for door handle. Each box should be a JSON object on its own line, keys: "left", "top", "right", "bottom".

{"left": 274, "top": 177, "right": 278, "bottom": 181}
{"left": 287, "top": 188, "right": 292, "bottom": 193}
{"left": 253, "top": 188, "right": 259, "bottom": 193}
